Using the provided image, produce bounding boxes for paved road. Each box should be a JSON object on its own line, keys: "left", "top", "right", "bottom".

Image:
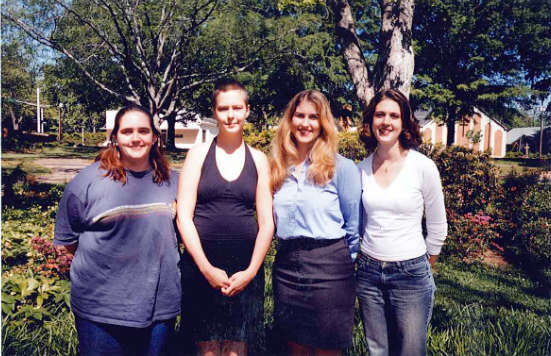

{"left": 34, "top": 158, "right": 94, "bottom": 184}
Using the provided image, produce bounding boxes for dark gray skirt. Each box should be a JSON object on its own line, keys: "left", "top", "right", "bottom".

{"left": 273, "top": 237, "right": 355, "bottom": 350}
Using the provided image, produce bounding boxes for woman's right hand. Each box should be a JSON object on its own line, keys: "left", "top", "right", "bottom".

{"left": 202, "top": 265, "right": 231, "bottom": 291}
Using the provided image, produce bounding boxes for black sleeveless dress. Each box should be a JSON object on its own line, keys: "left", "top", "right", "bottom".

{"left": 181, "top": 139, "right": 265, "bottom": 344}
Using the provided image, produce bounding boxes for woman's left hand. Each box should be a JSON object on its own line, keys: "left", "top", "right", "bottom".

{"left": 222, "top": 269, "right": 256, "bottom": 297}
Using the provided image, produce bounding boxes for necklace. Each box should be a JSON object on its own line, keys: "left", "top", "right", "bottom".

{"left": 375, "top": 149, "right": 408, "bottom": 173}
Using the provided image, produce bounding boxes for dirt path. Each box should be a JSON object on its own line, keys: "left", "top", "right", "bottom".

{"left": 33, "top": 158, "right": 94, "bottom": 184}
{"left": 482, "top": 249, "right": 509, "bottom": 268}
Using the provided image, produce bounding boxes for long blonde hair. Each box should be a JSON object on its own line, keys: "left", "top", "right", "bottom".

{"left": 270, "top": 90, "right": 339, "bottom": 191}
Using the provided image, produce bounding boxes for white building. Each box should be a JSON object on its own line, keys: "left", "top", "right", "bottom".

{"left": 103, "top": 109, "right": 219, "bottom": 149}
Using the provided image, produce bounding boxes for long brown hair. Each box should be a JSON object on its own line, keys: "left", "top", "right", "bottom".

{"left": 96, "top": 104, "right": 171, "bottom": 184}
{"left": 359, "top": 88, "right": 422, "bottom": 150}
{"left": 270, "top": 90, "right": 339, "bottom": 191}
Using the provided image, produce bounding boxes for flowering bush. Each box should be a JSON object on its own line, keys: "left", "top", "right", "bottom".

{"left": 497, "top": 171, "right": 551, "bottom": 287}
{"left": 419, "top": 145, "right": 502, "bottom": 216}
{"left": 30, "top": 236, "right": 73, "bottom": 278}
{"left": 444, "top": 210, "right": 499, "bottom": 261}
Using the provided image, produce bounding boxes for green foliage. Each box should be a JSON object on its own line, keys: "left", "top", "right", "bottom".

{"left": 428, "top": 261, "right": 551, "bottom": 356}
{"left": 2, "top": 306, "right": 77, "bottom": 356}
{"left": 59, "top": 132, "right": 106, "bottom": 147}
{"left": 465, "top": 129, "right": 482, "bottom": 144}
{"left": 419, "top": 145, "right": 501, "bottom": 215}
{"left": 1, "top": 179, "right": 76, "bottom": 355}
{"left": 338, "top": 131, "right": 368, "bottom": 163}
{"left": 0, "top": 31, "right": 37, "bottom": 134}
{"left": 412, "top": 0, "right": 551, "bottom": 134}
{"left": 497, "top": 170, "right": 551, "bottom": 287}
{"left": 243, "top": 123, "right": 276, "bottom": 155}
{"left": 444, "top": 211, "right": 499, "bottom": 262}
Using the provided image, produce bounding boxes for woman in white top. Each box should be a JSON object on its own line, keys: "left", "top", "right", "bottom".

{"left": 356, "top": 88, "right": 447, "bottom": 356}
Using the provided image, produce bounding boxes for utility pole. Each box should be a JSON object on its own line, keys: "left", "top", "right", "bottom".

{"left": 539, "top": 103, "right": 545, "bottom": 158}
{"left": 57, "top": 103, "right": 64, "bottom": 141}
{"left": 36, "top": 87, "right": 41, "bottom": 133}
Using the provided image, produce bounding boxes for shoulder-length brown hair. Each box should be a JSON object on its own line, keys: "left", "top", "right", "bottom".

{"left": 270, "top": 90, "right": 339, "bottom": 191}
{"left": 95, "top": 104, "right": 171, "bottom": 185}
{"left": 359, "top": 88, "right": 422, "bottom": 150}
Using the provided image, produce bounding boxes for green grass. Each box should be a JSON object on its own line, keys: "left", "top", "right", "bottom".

{"left": 424, "top": 261, "right": 550, "bottom": 356}
{"left": 492, "top": 158, "right": 542, "bottom": 176}
{"left": 2, "top": 307, "right": 78, "bottom": 356}
{"left": 1, "top": 160, "right": 52, "bottom": 176}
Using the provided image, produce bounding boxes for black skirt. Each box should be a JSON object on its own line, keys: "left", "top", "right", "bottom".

{"left": 273, "top": 238, "right": 355, "bottom": 350}
{"left": 180, "top": 238, "right": 265, "bottom": 344}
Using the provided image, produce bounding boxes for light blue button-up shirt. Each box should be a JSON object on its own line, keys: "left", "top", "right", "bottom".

{"left": 273, "top": 154, "right": 362, "bottom": 260}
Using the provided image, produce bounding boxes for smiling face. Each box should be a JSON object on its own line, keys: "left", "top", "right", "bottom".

{"left": 372, "top": 98, "right": 403, "bottom": 147}
{"left": 115, "top": 110, "right": 155, "bottom": 171}
{"left": 291, "top": 100, "right": 322, "bottom": 152}
{"left": 213, "top": 89, "right": 250, "bottom": 135}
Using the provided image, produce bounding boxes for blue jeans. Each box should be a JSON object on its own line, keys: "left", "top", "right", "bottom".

{"left": 74, "top": 314, "right": 175, "bottom": 356}
{"left": 356, "top": 253, "right": 436, "bottom": 356}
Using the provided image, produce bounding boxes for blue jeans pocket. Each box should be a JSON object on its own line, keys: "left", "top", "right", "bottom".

{"left": 402, "top": 258, "right": 430, "bottom": 278}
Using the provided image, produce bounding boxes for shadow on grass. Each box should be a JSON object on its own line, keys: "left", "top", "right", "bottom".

{"left": 433, "top": 262, "right": 550, "bottom": 317}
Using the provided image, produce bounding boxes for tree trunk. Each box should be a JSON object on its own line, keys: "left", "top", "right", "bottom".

{"left": 330, "top": 0, "right": 375, "bottom": 110}
{"left": 446, "top": 106, "right": 457, "bottom": 146}
{"left": 9, "top": 106, "right": 20, "bottom": 133}
{"left": 373, "top": 0, "right": 415, "bottom": 97}
{"left": 164, "top": 113, "right": 177, "bottom": 149}
{"left": 330, "top": 0, "right": 415, "bottom": 111}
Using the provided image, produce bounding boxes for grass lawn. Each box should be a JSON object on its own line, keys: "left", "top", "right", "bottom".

{"left": 491, "top": 158, "right": 543, "bottom": 176}
{"left": 424, "top": 260, "right": 550, "bottom": 356}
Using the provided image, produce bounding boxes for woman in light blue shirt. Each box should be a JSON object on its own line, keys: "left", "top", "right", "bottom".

{"left": 270, "top": 90, "right": 362, "bottom": 356}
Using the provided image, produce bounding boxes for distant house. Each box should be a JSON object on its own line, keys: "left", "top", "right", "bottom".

{"left": 507, "top": 127, "right": 551, "bottom": 155}
{"left": 418, "top": 107, "right": 508, "bottom": 158}
{"left": 102, "top": 109, "right": 219, "bottom": 149}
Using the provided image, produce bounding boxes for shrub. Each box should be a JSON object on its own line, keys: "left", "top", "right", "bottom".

{"left": 243, "top": 123, "right": 275, "bottom": 155}
{"left": 338, "top": 131, "right": 368, "bottom": 163}
{"left": 418, "top": 145, "right": 502, "bottom": 216}
{"left": 60, "top": 132, "right": 106, "bottom": 147}
{"left": 29, "top": 236, "right": 73, "bottom": 279}
{"left": 443, "top": 211, "right": 499, "bottom": 261}
{"left": 497, "top": 170, "right": 551, "bottom": 287}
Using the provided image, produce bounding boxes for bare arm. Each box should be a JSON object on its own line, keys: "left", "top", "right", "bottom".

{"left": 223, "top": 149, "right": 274, "bottom": 297}
{"left": 177, "top": 143, "right": 230, "bottom": 291}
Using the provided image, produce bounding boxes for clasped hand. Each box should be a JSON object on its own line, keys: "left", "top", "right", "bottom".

{"left": 203, "top": 266, "right": 255, "bottom": 297}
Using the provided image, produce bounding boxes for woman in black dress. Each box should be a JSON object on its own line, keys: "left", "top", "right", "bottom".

{"left": 177, "top": 79, "right": 274, "bottom": 356}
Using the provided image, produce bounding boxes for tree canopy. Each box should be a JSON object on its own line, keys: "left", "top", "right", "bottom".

{"left": 412, "top": 0, "right": 551, "bottom": 142}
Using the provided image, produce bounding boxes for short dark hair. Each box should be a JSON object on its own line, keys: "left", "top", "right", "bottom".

{"left": 359, "top": 88, "right": 422, "bottom": 150}
{"left": 212, "top": 78, "right": 249, "bottom": 107}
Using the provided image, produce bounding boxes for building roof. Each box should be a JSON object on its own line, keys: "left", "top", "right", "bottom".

{"left": 414, "top": 107, "right": 508, "bottom": 130}
{"left": 414, "top": 109, "right": 432, "bottom": 126}
{"left": 506, "top": 127, "right": 548, "bottom": 144}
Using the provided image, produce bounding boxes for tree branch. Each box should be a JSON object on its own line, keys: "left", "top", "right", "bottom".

{"left": 329, "top": 0, "right": 374, "bottom": 110}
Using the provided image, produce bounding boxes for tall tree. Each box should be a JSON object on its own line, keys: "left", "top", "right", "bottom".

{"left": 412, "top": 0, "right": 551, "bottom": 143}
{"left": 2, "top": 0, "right": 279, "bottom": 147}
{"left": 1, "top": 35, "right": 37, "bottom": 135}
{"left": 328, "top": 0, "right": 416, "bottom": 110}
